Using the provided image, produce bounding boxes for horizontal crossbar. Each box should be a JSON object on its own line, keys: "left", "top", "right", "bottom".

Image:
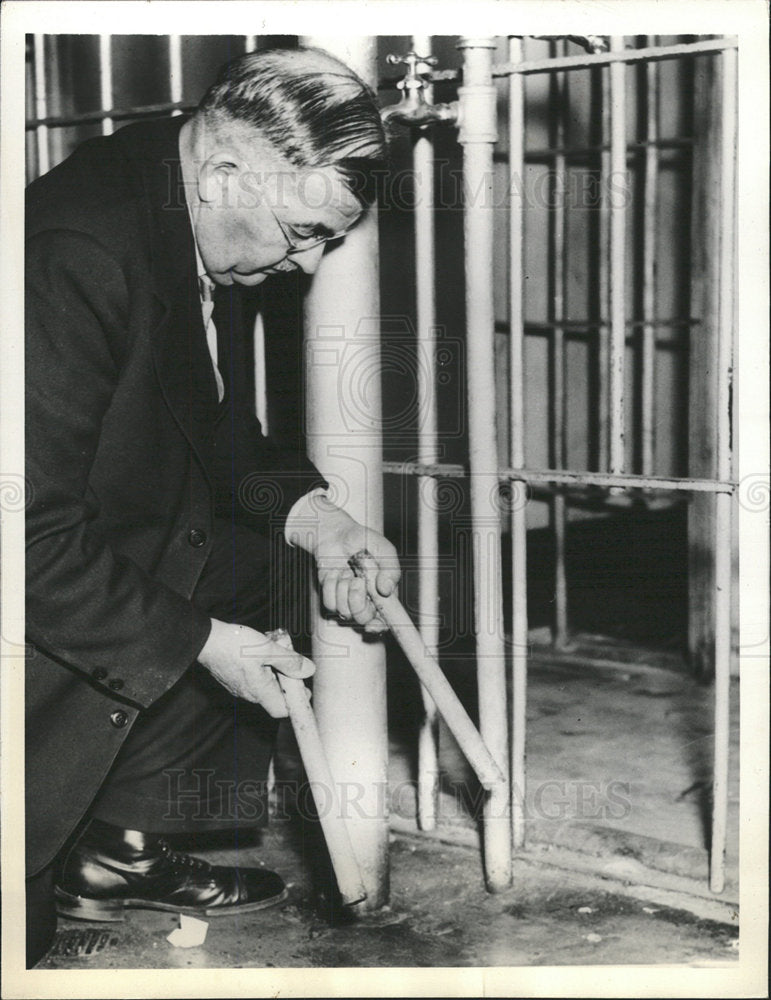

{"left": 382, "top": 461, "right": 736, "bottom": 494}
{"left": 493, "top": 37, "right": 738, "bottom": 77}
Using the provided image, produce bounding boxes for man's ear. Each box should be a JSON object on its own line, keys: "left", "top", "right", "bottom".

{"left": 197, "top": 151, "right": 240, "bottom": 205}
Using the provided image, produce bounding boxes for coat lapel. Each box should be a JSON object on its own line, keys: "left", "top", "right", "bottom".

{"left": 124, "top": 118, "right": 219, "bottom": 476}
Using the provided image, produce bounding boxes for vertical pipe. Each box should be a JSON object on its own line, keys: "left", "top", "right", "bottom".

{"left": 710, "top": 45, "right": 737, "bottom": 895}
{"left": 597, "top": 67, "right": 611, "bottom": 470}
{"left": 641, "top": 38, "right": 659, "bottom": 476}
{"left": 508, "top": 36, "right": 528, "bottom": 851}
{"left": 33, "top": 34, "right": 49, "bottom": 177}
{"left": 98, "top": 35, "right": 113, "bottom": 136}
{"left": 457, "top": 36, "right": 512, "bottom": 891}
{"left": 551, "top": 40, "right": 569, "bottom": 648}
{"left": 169, "top": 34, "right": 183, "bottom": 115}
{"left": 299, "top": 36, "right": 389, "bottom": 909}
{"left": 412, "top": 34, "right": 441, "bottom": 833}
{"left": 608, "top": 35, "right": 628, "bottom": 473}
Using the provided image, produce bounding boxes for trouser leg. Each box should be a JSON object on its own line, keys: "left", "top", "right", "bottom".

{"left": 89, "top": 521, "right": 306, "bottom": 833}
{"left": 26, "top": 864, "right": 57, "bottom": 968}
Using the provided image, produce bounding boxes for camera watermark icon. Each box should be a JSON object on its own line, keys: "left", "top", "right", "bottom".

{"left": 305, "top": 314, "right": 464, "bottom": 441}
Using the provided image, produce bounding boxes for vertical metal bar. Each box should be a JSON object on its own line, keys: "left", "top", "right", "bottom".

{"left": 710, "top": 45, "right": 737, "bottom": 895}
{"left": 641, "top": 37, "right": 659, "bottom": 476}
{"left": 300, "top": 36, "right": 389, "bottom": 910}
{"left": 33, "top": 34, "right": 49, "bottom": 176}
{"left": 243, "top": 32, "right": 265, "bottom": 433}
{"left": 169, "top": 35, "right": 183, "bottom": 115}
{"left": 597, "top": 66, "right": 611, "bottom": 470}
{"left": 508, "top": 36, "right": 528, "bottom": 851}
{"left": 253, "top": 312, "right": 269, "bottom": 436}
{"left": 609, "top": 35, "right": 628, "bottom": 473}
{"left": 457, "top": 36, "right": 512, "bottom": 891}
{"left": 551, "top": 40, "right": 567, "bottom": 471}
{"left": 411, "top": 34, "right": 441, "bottom": 833}
{"left": 98, "top": 35, "right": 113, "bottom": 136}
{"left": 551, "top": 40, "right": 569, "bottom": 647}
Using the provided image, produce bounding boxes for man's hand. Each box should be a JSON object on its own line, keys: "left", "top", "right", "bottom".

{"left": 198, "top": 619, "right": 315, "bottom": 717}
{"left": 285, "top": 493, "right": 401, "bottom": 633}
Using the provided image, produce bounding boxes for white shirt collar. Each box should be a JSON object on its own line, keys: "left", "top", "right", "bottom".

{"left": 185, "top": 203, "right": 209, "bottom": 286}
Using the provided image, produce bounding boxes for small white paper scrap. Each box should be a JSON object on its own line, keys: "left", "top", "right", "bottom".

{"left": 167, "top": 914, "right": 209, "bottom": 948}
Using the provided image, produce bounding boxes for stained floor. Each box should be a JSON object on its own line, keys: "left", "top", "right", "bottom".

{"left": 37, "top": 655, "right": 740, "bottom": 972}
{"left": 41, "top": 836, "right": 739, "bottom": 971}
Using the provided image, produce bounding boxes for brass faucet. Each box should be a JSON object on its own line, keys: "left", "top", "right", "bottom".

{"left": 381, "top": 51, "right": 459, "bottom": 129}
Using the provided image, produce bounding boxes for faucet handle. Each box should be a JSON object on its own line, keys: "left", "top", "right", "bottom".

{"left": 386, "top": 51, "right": 438, "bottom": 73}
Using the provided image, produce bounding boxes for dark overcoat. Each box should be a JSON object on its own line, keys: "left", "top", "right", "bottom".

{"left": 25, "top": 117, "right": 323, "bottom": 876}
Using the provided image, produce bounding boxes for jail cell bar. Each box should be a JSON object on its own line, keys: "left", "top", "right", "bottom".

{"left": 549, "top": 40, "right": 569, "bottom": 648}
{"left": 25, "top": 34, "right": 270, "bottom": 180}
{"left": 641, "top": 37, "right": 660, "bottom": 477}
{"left": 99, "top": 36, "right": 113, "bottom": 135}
{"left": 608, "top": 35, "right": 628, "bottom": 475}
{"left": 710, "top": 44, "right": 737, "bottom": 896}
{"left": 507, "top": 36, "right": 528, "bottom": 852}
{"left": 25, "top": 34, "right": 738, "bottom": 901}
{"left": 32, "top": 35, "right": 49, "bottom": 175}
{"left": 496, "top": 37, "right": 735, "bottom": 893}
{"left": 411, "top": 34, "right": 442, "bottom": 834}
{"left": 385, "top": 36, "right": 736, "bottom": 894}
{"left": 457, "top": 36, "right": 512, "bottom": 892}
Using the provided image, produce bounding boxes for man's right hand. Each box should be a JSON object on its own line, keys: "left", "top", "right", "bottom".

{"left": 197, "top": 618, "right": 315, "bottom": 718}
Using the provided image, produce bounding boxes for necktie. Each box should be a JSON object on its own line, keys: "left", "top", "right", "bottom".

{"left": 199, "top": 275, "right": 225, "bottom": 403}
{"left": 212, "top": 285, "right": 234, "bottom": 404}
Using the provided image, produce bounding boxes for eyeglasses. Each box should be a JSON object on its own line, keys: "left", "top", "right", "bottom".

{"left": 247, "top": 166, "right": 358, "bottom": 253}
{"left": 266, "top": 202, "right": 358, "bottom": 254}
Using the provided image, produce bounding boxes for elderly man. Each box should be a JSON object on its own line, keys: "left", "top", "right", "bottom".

{"left": 25, "top": 46, "right": 399, "bottom": 965}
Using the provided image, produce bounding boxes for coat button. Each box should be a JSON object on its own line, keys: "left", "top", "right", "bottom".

{"left": 92, "top": 667, "right": 108, "bottom": 681}
{"left": 188, "top": 528, "right": 207, "bottom": 548}
{"left": 109, "top": 678, "right": 124, "bottom": 692}
{"left": 110, "top": 710, "right": 129, "bottom": 729}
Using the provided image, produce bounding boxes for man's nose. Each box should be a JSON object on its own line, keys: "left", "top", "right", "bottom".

{"left": 289, "top": 243, "right": 326, "bottom": 274}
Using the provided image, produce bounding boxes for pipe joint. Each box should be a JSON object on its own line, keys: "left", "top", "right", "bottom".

{"left": 456, "top": 37, "right": 498, "bottom": 51}
{"left": 457, "top": 85, "right": 498, "bottom": 144}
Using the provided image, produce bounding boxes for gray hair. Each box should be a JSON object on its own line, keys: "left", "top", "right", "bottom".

{"left": 196, "top": 46, "right": 387, "bottom": 207}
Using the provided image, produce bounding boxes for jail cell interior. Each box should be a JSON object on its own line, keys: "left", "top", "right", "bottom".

{"left": 26, "top": 34, "right": 739, "bottom": 904}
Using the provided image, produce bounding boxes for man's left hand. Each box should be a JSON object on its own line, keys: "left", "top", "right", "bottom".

{"left": 286, "top": 493, "right": 400, "bottom": 633}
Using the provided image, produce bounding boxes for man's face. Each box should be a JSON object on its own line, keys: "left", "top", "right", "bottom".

{"left": 193, "top": 158, "right": 363, "bottom": 287}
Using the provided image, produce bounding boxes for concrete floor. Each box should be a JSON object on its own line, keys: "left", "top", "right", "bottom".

{"left": 37, "top": 652, "right": 741, "bottom": 973}
{"left": 42, "top": 836, "right": 738, "bottom": 971}
{"left": 393, "top": 648, "right": 740, "bottom": 890}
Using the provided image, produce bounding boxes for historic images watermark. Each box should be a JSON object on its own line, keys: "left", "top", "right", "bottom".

{"left": 162, "top": 159, "right": 634, "bottom": 215}
{"left": 162, "top": 768, "right": 632, "bottom": 824}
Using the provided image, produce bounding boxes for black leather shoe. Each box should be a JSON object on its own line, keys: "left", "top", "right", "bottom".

{"left": 54, "top": 819, "right": 288, "bottom": 922}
